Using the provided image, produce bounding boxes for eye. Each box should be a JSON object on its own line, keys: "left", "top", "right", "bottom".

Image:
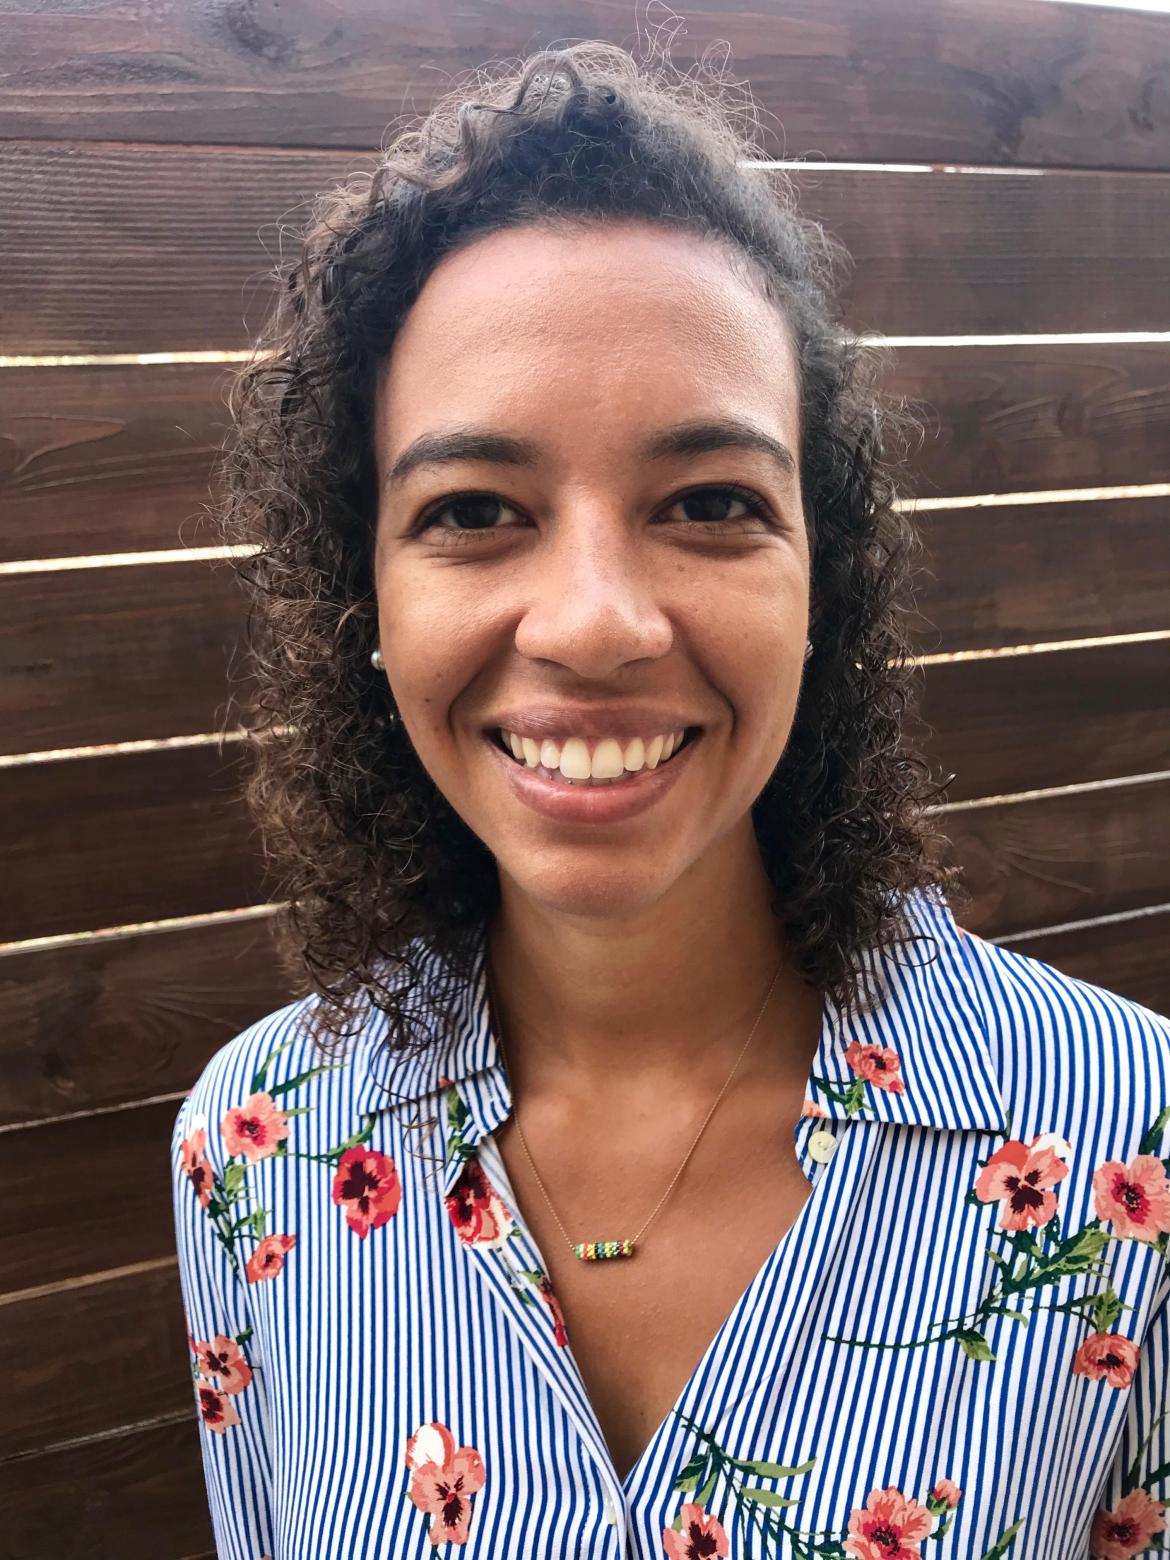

{"left": 413, "top": 492, "right": 526, "bottom": 539}
{"left": 659, "top": 484, "right": 774, "bottom": 530}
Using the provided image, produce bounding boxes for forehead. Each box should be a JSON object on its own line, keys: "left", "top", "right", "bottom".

{"left": 375, "top": 222, "right": 801, "bottom": 459}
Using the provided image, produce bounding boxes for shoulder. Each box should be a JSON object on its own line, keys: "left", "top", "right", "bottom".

{"left": 957, "top": 927, "right": 1169, "bottom": 1151}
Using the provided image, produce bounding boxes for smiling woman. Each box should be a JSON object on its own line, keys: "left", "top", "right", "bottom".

{"left": 172, "top": 38, "right": 1170, "bottom": 1560}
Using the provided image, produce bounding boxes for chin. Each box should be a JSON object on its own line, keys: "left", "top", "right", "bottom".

{"left": 500, "top": 860, "right": 678, "bottom": 921}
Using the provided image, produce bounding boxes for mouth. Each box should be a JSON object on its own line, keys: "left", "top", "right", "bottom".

{"left": 488, "top": 726, "right": 702, "bottom": 787}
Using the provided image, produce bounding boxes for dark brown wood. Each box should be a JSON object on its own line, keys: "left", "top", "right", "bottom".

{"left": 906, "top": 498, "right": 1170, "bottom": 653}
{"left": 5, "top": 350, "right": 1170, "bottom": 564}
{"left": 0, "top": 912, "right": 297, "bottom": 1128}
{"left": 0, "top": 362, "right": 233, "bottom": 563}
{"left": 0, "top": 744, "right": 269, "bottom": 943}
{"left": 914, "top": 637, "right": 1170, "bottom": 803}
{"left": 0, "top": 1264, "right": 193, "bottom": 1460}
{"left": 2, "top": 0, "right": 1170, "bottom": 171}
{"left": 939, "top": 775, "right": 1170, "bottom": 939}
{"left": 891, "top": 344, "right": 1170, "bottom": 500}
{"left": 0, "top": 560, "right": 252, "bottom": 754}
{"left": 5, "top": 144, "right": 1170, "bottom": 353}
{"left": 1000, "top": 907, "right": 1170, "bottom": 1018}
{"left": 0, "top": 1415, "right": 213, "bottom": 1558}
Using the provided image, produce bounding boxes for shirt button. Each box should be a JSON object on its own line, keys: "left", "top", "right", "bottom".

{"left": 807, "top": 1128, "right": 838, "bottom": 1163}
{"left": 603, "top": 1490, "right": 617, "bottom": 1526}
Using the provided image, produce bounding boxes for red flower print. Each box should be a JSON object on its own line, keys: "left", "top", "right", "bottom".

{"left": 221, "top": 1092, "right": 290, "bottom": 1165}
{"left": 929, "top": 1479, "right": 962, "bottom": 1509}
{"left": 802, "top": 1098, "right": 826, "bottom": 1118}
{"left": 180, "top": 1128, "right": 214, "bottom": 1208}
{"left": 844, "top": 1487, "right": 933, "bottom": 1559}
{"left": 245, "top": 1232, "right": 297, "bottom": 1284}
{"left": 404, "top": 1420, "right": 486, "bottom": 1546}
{"left": 331, "top": 1146, "right": 402, "bottom": 1238}
{"left": 844, "top": 1042, "right": 906, "bottom": 1095}
{"left": 537, "top": 1274, "right": 569, "bottom": 1347}
{"left": 1093, "top": 1153, "right": 1170, "bottom": 1243}
{"left": 974, "top": 1135, "right": 1069, "bottom": 1231}
{"left": 1090, "top": 1488, "right": 1167, "bottom": 1559}
{"left": 1072, "top": 1331, "right": 1141, "bottom": 1388}
{"left": 194, "top": 1335, "right": 253, "bottom": 1394}
{"left": 663, "top": 1503, "right": 730, "bottom": 1559}
{"left": 446, "top": 1157, "right": 514, "bottom": 1249}
{"left": 197, "top": 1374, "right": 241, "bottom": 1434}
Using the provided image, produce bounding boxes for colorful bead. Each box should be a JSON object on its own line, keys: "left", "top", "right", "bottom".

{"left": 573, "top": 1239, "right": 635, "bottom": 1261}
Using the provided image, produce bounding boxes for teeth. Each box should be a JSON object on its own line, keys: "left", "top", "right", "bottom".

{"left": 499, "top": 728, "right": 688, "bottom": 782}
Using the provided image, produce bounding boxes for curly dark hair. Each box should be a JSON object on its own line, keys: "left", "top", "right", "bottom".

{"left": 214, "top": 37, "right": 962, "bottom": 1063}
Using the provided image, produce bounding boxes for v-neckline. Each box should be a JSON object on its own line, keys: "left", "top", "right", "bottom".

{"left": 476, "top": 1086, "right": 863, "bottom": 1499}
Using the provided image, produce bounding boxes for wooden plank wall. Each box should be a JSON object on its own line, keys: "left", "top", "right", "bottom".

{"left": 2, "top": 1, "right": 1169, "bottom": 1551}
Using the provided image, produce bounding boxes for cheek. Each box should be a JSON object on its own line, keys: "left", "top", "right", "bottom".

{"left": 377, "top": 576, "right": 490, "bottom": 736}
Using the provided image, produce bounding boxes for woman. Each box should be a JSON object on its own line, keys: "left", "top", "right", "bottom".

{"left": 171, "top": 42, "right": 1169, "bottom": 1560}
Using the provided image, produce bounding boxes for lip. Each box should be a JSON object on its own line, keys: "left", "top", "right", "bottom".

{"left": 486, "top": 705, "right": 701, "bottom": 745}
{"left": 485, "top": 728, "right": 701, "bottom": 825}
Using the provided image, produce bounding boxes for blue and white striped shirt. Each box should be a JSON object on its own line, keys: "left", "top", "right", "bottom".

{"left": 170, "top": 885, "right": 1170, "bottom": 1559}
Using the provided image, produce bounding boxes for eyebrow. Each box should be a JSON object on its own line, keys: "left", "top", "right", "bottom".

{"left": 382, "top": 415, "right": 798, "bottom": 491}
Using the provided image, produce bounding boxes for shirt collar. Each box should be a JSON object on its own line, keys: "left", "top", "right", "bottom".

{"left": 351, "top": 885, "right": 1007, "bottom": 1138}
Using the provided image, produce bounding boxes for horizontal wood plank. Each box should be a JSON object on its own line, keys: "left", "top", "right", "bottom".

{"left": 4, "top": 779, "right": 1167, "bottom": 1291}
{"left": 4, "top": 145, "right": 1170, "bottom": 353}
{"left": 1001, "top": 907, "right": 1170, "bottom": 1019}
{"left": 2, "top": 0, "right": 1170, "bottom": 171}
{"left": 0, "top": 1415, "right": 213, "bottom": 1558}
{"left": 4, "top": 349, "right": 1170, "bottom": 563}
{"left": 0, "top": 745, "right": 268, "bottom": 942}
{"left": 0, "top": 1264, "right": 192, "bottom": 1461}
{"left": 0, "top": 912, "right": 297, "bottom": 1128}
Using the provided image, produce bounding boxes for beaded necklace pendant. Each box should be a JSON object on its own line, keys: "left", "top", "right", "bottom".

{"left": 573, "top": 1239, "right": 635, "bottom": 1261}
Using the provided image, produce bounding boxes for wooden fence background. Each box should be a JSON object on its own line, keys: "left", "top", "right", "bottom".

{"left": 2, "top": 0, "right": 1169, "bottom": 1552}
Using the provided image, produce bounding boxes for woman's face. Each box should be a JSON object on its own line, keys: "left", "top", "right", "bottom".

{"left": 373, "top": 220, "right": 811, "bottom": 920}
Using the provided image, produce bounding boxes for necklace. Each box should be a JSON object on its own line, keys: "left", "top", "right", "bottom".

{"left": 485, "top": 953, "right": 786, "bottom": 1262}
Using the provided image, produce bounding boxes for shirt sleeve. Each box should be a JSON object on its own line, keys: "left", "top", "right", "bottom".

{"left": 1087, "top": 1283, "right": 1170, "bottom": 1553}
{"left": 171, "top": 1078, "right": 277, "bottom": 1560}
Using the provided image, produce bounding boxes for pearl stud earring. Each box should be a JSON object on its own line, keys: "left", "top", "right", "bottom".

{"left": 371, "top": 647, "right": 384, "bottom": 670}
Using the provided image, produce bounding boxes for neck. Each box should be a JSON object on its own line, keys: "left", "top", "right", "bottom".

{"left": 485, "top": 821, "right": 824, "bottom": 1095}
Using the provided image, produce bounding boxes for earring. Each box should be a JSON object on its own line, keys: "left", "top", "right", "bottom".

{"left": 804, "top": 639, "right": 814, "bottom": 661}
{"left": 371, "top": 647, "right": 384, "bottom": 670}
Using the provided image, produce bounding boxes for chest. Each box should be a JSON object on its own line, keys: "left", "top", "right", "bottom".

{"left": 493, "top": 1106, "right": 817, "bottom": 1480}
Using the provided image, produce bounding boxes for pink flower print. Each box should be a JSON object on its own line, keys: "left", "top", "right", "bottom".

{"left": 929, "top": 1479, "right": 962, "bottom": 1509}
{"left": 194, "top": 1335, "right": 253, "bottom": 1394}
{"left": 663, "top": 1503, "right": 731, "bottom": 1559}
{"left": 1091, "top": 1488, "right": 1167, "bottom": 1559}
{"left": 221, "top": 1092, "right": 290, "bottom": 1165}
{"left": 332, "top": 1147, "right": 402, "bottom": 1238}
{"left": 446, "top": 1158, "right": 514, "bottom": 1249}
{"left": 844, "top": 1042, "right": 906, "bottom": 1095}
{"left": 974, "top": 1136, "right": 1069, "bottom": 1231}
{"left": 844, "top": 1487, "right": 933, "bottom": 1559}
{"left": 1093, "top": 1153, "right": 1170, "bottom": 1243}
{"left": 404, "top": 1420, "right": 486, "bottom": 1546}
{"left": 197, "top": 1375, "right": 241, "bottom": 1434}
{"left": 802, "top": 1098, "right": 826, "bottom": 1118}
{"left": 245, "top": 1232, "right": 297, "bottom": 1283}
{"left": 1072, "top": 1331, "right": 1141, "bottom": 1388}
{"left": 180, "top": 1128, "right": 214, "bottom": 1208}
{"left": 536, "top": 1274, "right": 569, "bottom": 1347}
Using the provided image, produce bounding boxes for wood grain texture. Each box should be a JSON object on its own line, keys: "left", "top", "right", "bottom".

{"left": 0, "top": 744, "right": 268, "bottom": 942}
{"left": 0, "top": 1264, "right": 192, "bottom": 1461}
{"left": 0, "top": 912, "right": 296, "bottom": 1128}
{"left": 1, "top": 0, "right": 1169, "bottom": 170}
{"left": 4, "top": 350, "right": 1170, "bottom": 563}
{"left": 5, "top": 144, "right": 1170, "bottom": 353}
{"left": 0, "top": 1414, "right": 213, "bottom": 1558}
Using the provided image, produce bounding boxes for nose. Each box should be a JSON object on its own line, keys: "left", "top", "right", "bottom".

{"left": 512, "top": 507, "right": 673, "bottom": 679}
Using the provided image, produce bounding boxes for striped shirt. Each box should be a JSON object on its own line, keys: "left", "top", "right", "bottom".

{"left": 170, "top": 884, "right": 1170, "bottom": 1560}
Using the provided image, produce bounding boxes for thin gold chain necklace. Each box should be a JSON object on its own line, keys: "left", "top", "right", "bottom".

{"left": 485, "top": 954, "right": 785, "bottom": 1262}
